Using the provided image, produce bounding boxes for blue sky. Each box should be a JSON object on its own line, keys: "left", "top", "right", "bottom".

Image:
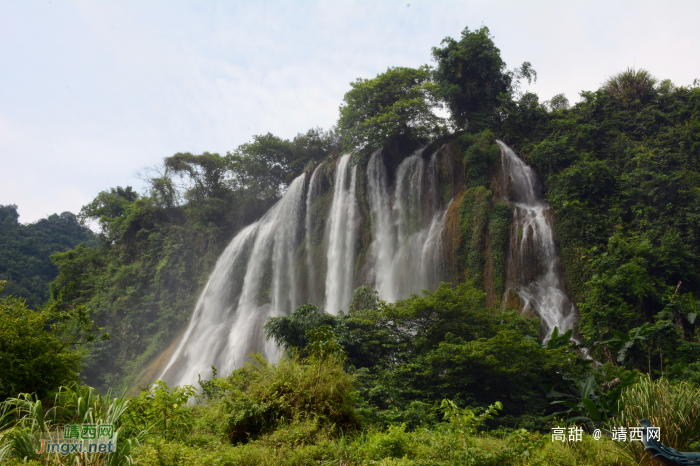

{"left": 1, "top": 0, "right": 699, "bottom": 223}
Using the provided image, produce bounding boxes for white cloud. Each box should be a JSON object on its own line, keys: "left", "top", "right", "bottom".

{"left": 1, "top": 0, "right": 698, "bottom": 222}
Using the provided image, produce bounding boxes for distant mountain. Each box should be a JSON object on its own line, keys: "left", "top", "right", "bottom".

{"left": 0, "top": 205, "right": 97, "bottom": 308}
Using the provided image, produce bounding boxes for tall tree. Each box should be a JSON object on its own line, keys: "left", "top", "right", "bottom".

{"left": 431, "top": 26, "right": 512, "bottom": 131}
{"left": 337, "top": 65, "right": 444, "bottom": 160}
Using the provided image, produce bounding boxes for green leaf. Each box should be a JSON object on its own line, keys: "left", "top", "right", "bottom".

{"left": 581, "top": 398, "right": 601, "bottom": 421}
{"left": 610, "top": 330, "right": 629, "bottom": 341}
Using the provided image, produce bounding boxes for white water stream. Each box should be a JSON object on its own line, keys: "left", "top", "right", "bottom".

{"left": 305, "top": 163, "right": 323, "bottom": 306}
{"left": 498, "top": 140, "right": 576, "bottom": 341}
{"left": 366, "top": 148, "right": 450, "bottom": 301}
{"left": 324, "top": 153, "right": 358, "bottom": 315}
{"left": 161, "top": 174, "right": 306, "bottom": 386}
{"left": 161, "top": 142, "right": 576, "bottom": 386}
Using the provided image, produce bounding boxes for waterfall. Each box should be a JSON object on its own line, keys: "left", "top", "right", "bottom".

{"left": 366, "top": 149, "right": 397, "bottom": 301}
{"left": 497, "top": 140, "right": 576, "bottom": 341}
{"left": 160, "top": 174, "right": 307, "bottom": 387}
{"left": 366, "top": 148, "right": 450, "bottom": 302}
{"left": 324, "top": 153, "right": 358, "bottom": 315}
{"left": 394, "top": 154, "right": 424, "bottom": 241}
{"left": 162, "top": 146, "right": 457, "bottom": 387}
{"left": 305, "top": 164, "right": 322, "bottom": 305}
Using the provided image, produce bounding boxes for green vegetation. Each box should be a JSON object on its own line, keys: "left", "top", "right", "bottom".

{"left": 1, "top": 21, "right": 700, "bottom": 465}
{"left": 1, "top": 312, "right": 681, "bottom": 465}
{"left": 338, "top": 65, "right": 444, "bottom": 162}
{"left": 0, "top": 384, "right": 147, "bottom": 465}
{"left": 0, "top": 281, "right": 105, "bottom": 401}
{"left": 488, "top": 202, "right": 511, "bottom": 300}
{"left": 432, "top": 26, "right": 536, "bottom": 131}
{"left": 431, "top": 26, "right": 511, "bottom": 131}
{"left": 0, "top": 205, "right": 96, "bottom": 308}
{"left": 265, "top": 283, "right": 571, "bottom": 427}
{"left": 0, "top": 289, "right": 637, "bottom": 465}
{"left": 453, "top": 130, "right": 510, "bottom": 302}
{"left": 617, "top": 375, "right": 700, "bottom": 465}
{"left": 501, "top": 67, "right": 700, "bottom": 372}
{"left": 458, "top": 187, "right": 492, "bottom": 288}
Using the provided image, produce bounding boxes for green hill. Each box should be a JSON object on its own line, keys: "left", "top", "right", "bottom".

{"left": 0, "top": 205, "right": 96, "bottom": 309}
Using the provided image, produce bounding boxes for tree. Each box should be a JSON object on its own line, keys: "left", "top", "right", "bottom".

{"left": 0, "top": 204, "right": 19, "bottom": 223}
{"left": 431, "top": 26, "right": 512, "bottom": 131}
{"left": 227, "top": 129, "right": 337, "bottom": 198}
{"left": 0, "top": 281, "right": 105, "bottom": 400}
{"left": 604, "top": 67, "right": 657, "bottom": 102}
{"left": 226, "top": 133, "right": 296, "bottom": 199}
{"left": 79, "top": 186, "right": 139, "bottom": 243}
{"left": 291, "top": 127, "right": 342, "bottom": 163}
{"left": 0, "top": 207, "right": 96, "bottom": 308}
{"left": 164, "top": 152, "right": 229, "bottom": 203}
{"left": 547, "top": 93, "right": 570, "bottom": 111}
{"left": 266, "top": 283, "right": 567, "bottom": 421}
{"left": 337, "top": 65, "right": 444, "bottom": 159}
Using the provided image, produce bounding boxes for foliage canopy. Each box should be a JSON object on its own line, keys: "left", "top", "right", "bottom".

{"left": 338, "top": 65, "right": 444, "bottom": 160}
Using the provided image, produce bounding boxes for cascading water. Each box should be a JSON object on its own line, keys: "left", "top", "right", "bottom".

{"left": 324, "top": 153, "right": 358, "bottom": 315}
{"left": 366, "top": 148, "right": 450, "bottom": 302}
{"left": 497, "top": 140, "right": 576, "bottom": 341}
{"left": 366, "top": 149, "right": 398, "bottom": 301}
{"left": 305, "top": 164, "right": 323, "bottom": 305}
{"left": 161, "top": 146, "right": 457, "bottom": 387}
{"left": 160, "top": 174, "right": 307, "bottom": 387}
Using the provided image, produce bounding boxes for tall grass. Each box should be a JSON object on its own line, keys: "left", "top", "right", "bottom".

{"left": 616, "top": 375, "right": 700, "bottom": 466}
{"left": 0, "top": 384, "right": 148, "bottom": 465}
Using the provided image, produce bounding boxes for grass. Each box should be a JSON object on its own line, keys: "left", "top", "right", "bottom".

{"left": 129, "top": 418, "right": 629, "bottom": 466}
{"left": 616, "top": 375, "right": 700, "bottom": 466}
{"left": 0, "top": 384, "right": 148, "bottom": 465}
{"left": 8, "top": 357, "right": 700, "bottom": 466}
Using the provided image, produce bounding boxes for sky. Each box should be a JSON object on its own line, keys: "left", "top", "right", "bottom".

{"left": 1, "top": 1, "right": 699, "bottom": 224}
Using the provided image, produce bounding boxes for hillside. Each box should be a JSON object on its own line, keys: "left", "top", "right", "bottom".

{"left": 38, "top": 30, "right": 700, "bottom": 397}
{"left": 0, "top": 205, "right": 96, "bottom": 309}
{"left": 503, "top": 72, "right": 700, "bottom": 366}
{"left": 1, "top": 24, "right": 700, "bottom": 466}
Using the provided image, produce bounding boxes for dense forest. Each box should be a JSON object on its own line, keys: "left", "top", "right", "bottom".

{"left": 1, "top": 25, "right": 700, "bottom": 466}
{"left": 0, "top": 205, "right": 96, "bottom": 308}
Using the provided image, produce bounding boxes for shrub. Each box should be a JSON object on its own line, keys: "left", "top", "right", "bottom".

{"left": 124, "top": 380, "right": 197, "bottom": 442}
{"left": 358, "top": 423, "right": 413, "bottom": 461}
{"left": 224, "top": 353, "right": 361, "bottom": 444}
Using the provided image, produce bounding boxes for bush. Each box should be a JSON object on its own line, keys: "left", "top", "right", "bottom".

{"left": 0, "top": 281, "right": 98, "bottom": 401}
{"left": 357, "top": 423, "right": 413, "bottom": 461}
{"left": 224, "top": 353, "right": 361, "bottom": 443}
{"left": 124, "top": 380, "right": 197, "bottom": 442}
